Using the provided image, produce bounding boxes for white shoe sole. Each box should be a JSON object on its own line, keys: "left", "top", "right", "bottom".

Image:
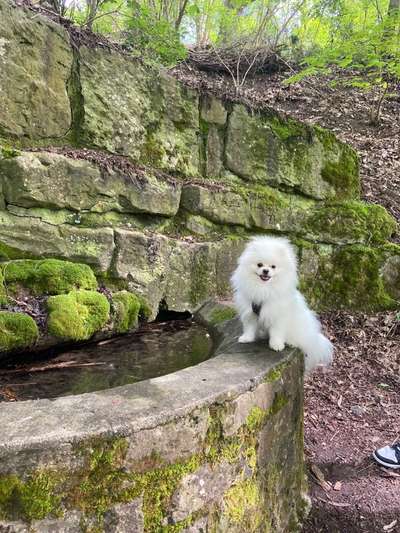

{"left": 372, "top": 451, "right": 400, "bottom": 469}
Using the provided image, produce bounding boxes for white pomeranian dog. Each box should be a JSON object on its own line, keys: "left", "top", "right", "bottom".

{"left": 231, "top": 236, "right": 333, "bottom": 373}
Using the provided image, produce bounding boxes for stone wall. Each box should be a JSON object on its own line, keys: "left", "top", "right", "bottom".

{"left": 0, "top": 305, "right": 308, "bottom": 533}
{"left": 0, "top": 0, "right": 399, "bottom": 354}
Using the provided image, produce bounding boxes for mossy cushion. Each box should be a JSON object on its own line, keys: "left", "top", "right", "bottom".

{"left": 2, "top": 259, "right": 98, "bottom": 296}
{"left": 47, "top": 290, "right": 110, "bottom": 341}
{"left": 0, "top": 312, "right": 39, "bottom": 352}
{"left": 112, "top": 291, "right": 141, "bottom": 333}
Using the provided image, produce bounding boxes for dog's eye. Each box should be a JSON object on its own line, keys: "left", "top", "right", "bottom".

{"left": 257, "top": 263, "right": 263, "bottom": 268}
{"left": 271, "top": 265, "right": 276, "bottom": 269}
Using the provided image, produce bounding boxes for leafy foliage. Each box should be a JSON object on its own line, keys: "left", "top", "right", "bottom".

{"left": 124, "top": 1, "right": 187, "bottom": 65}
{"left": 59, "top": 0, "right": 400, "bottom": 94}
{"left": 287, "top": 0, "right": 400, "bottom": 123}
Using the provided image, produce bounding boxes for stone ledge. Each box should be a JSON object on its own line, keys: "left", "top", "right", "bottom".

{"left": 0, "top": 301, "right": 307, "bottom": 532}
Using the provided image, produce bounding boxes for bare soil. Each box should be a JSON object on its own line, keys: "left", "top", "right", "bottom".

{"left": 304, "top": 312, "right": 400, "bottom": 532}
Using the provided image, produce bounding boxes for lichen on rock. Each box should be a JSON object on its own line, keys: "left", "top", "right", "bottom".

{"left": 0, "top": 311, "right": 39, "bottom": 352}
{"left": 0, "top": 150, "right": 182, "bottom": 217}
{"left": 47, "top": 289, "right": 110, "bottom": 341}
{"left": 0, "top": 0, "right": 72, "bottom": 140}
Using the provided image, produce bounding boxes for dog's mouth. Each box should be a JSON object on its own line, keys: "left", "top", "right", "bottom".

{"left": 259, "top": 273, "right": 271, "bottom": 282}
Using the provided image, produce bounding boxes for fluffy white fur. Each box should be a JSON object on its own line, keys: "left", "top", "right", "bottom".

{"left": 231, "top": 236, "right": 333, "bottom": 373}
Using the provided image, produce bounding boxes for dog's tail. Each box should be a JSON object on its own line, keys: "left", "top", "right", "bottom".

{"left": 303, "top": 333, "right": 333, "bottom": 374}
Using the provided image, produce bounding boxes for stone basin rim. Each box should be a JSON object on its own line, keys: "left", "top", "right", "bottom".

{"left": 0, "top": 302, "right": 299, "bottom": 456}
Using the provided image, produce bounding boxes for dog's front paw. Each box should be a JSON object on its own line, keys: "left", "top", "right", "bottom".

{"left": 238, "top": 334, "right": 255, "bottom": 343}
{"left": 269, "top": 339, "right": 285, "bottom": 351}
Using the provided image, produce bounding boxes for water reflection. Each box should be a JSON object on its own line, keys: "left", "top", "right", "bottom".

{"left": 0, "top": 320, "right": 213, "bottom": 402}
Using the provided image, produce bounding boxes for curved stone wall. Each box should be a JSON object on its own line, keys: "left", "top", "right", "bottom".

{"left": 0, "top": 303, "right": 307, "bottom": 532}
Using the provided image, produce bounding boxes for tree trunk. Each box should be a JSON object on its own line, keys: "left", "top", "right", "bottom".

{"left": 388, "top": 0, "right": 400, "bottom": 16}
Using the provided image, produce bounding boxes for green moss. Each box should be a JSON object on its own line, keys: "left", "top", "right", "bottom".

{"left": 139, "top": 455, "right": 202, "bottom": 531}
{"left": 232, "top": 183, "right": 289, "bottom": 209}
{"left": 0, "top": 139, "right": 21, "bottom": 159}
{"left": 245, "top": 407, "right": 266, "bottom": 432}
{"left": 223, "top": 478, "right": 262, "bottom": 530}
{"left": 141, "top": 133, "right": 165, "bottom": 167}
{"left": 112, "top": 291, "right": 141, "bottom": 333}
{"left": 301, "top": 244, "right": 397, "bottom": 311}
{"left": 71, "top": 439, "right": 202, "bottom": 531}
{"left": 47, "top": 290, "right": 110, "bottom": 341}
{"left": 245, "top": 393, "right": 289, "bottom": 432}
{"left": 267, "top": 115, "right": 308, "bottom": 141}
{"left": 316, "top": 128, "right": 360, "bottom": 199}
{"left": 306, "top": 201, "right": 397, "bottom": 244}
{"left": 0, "top": 471, "right": 63, "bottom": 521}
{"left": 189, "top": 251, "right": 211, "bottom": 306}
{"left": 203, "top": 391, "right": 289, "bottom": 472}
{"left": 264, "top": 361, "right": 290, "bottom": 383}
{"left": 2, "top": 259, "right": 98, "bottom": 296}
{"left": 137, "top": 295, "right": 152, "bottom": 321}
{"left": 0, "top": 312, "right": 39, "bottom": 352}
{"left": 71, "top": 438, "right": 130, "bottom": 517}
{"left": 209, "top": 306, "right": 237, "bottom": 325}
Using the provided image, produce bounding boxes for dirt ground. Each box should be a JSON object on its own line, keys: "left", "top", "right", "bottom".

{"left": 304, "top": 311, "right": 400, "bottom": 532}
{"left": 173, "top": 63, "right": 400, "bottom": 532}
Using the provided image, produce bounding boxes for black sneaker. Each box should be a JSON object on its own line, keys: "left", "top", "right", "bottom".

{"left": 373, "top": 442, "right": 400, "bottom": 469}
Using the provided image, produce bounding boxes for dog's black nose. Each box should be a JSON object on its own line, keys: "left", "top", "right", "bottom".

{"left": 262, "top": 268, "right": 269, "bottom": 275}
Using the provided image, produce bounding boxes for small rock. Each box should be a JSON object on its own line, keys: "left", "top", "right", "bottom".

{"left": 104, "top": 499, "right": 144, "bottom": 533}
{"left": 350, "top": 405, "right": 366, "bottom": 417}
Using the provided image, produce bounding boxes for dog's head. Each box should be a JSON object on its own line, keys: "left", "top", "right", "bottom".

{"left": 237, "top": 236, "right": 298, "bottom": 288}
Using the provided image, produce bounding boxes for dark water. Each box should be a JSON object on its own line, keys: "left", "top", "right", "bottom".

{"left": 0, "top": 320, "right": 213, "bottom": 402}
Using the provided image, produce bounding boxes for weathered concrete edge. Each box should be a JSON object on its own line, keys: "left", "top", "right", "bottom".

{"left": 0, "top": 303, "right": 299, "bottom": 457}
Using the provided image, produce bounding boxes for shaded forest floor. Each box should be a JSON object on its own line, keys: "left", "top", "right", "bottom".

{"left": 306, "top": 311, "right": 400, "bottom": 532}
{"left": 173, "top": 64, "right": 400, "bottom": 532}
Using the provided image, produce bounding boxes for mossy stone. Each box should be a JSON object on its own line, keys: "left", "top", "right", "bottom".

{"left": 0, "top": 150, "right": 182, "bottom": 217}
{"left": 2, "top": 259, "right": 98, "bottom": 296}
{"left": 112, "top": 291, "right": 141, "bottom": 333}
{"left": 316, "top": 127, "right": 360, "bottom": 199}
{"left": 0, "top": 312, "right": 39, "bottom": 352}
{"left": 223, "top": 478, "right": 262, "bottom": 529}
{"left": 305, "top": 201, "right": 397, "bottom": 245}
{"left": 209, "top": 307, "right": 237, "bottom": 326}
{"left": 299, "top": 243, "right": 397, "bottom": 311}
{"left": 225, "top": 104, "right": 359, "bottom": 200}
{"left": 79, "top": 47, "right": 199, "bottom": 176}
{"left": 47, "top": 290, "right": 110, "bottom": 341}
{"left": 0, "top": 0, "right": 72, "bottom": 140}
{"left": 0, "top": 210, "right": 115, "bottom": 272}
